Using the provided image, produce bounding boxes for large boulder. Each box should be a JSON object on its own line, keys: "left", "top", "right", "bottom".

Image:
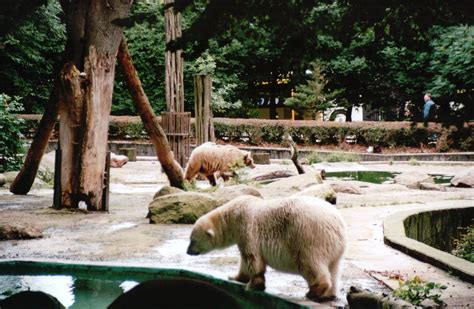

{"left": 0, "top": 173, "right": 5, "bottom": 187}
{"left": 110, "top": 152, "right": 129, "bottom": 168}
{"left": 264, "top": 171, "right": 323, "bottom": 191}
{"left": 210, "top": 184, "right": 262, "bottom": 205}
{"left": 394, "top": 172, "right": 434, "bottom": 189}
{"left": 451, "top": 169, "right": 474, "bottom": 188}
{"left": 0, "top": 225, "right": 43, "bottom": 240}
{"left": 329, "top": 181, "right": 362, "bottom": 195}
{"left": 293, "top": 184, "right": 337, "bottom": 204}
{"left": 153, "top": 185, "right": 184, "bottom": 200}
{"left": 148, "top": 192, "right": 218, "bottom": 224}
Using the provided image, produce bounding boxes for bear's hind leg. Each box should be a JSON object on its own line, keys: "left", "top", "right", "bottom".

{"left": 304, "top": 263, "right": 335, "bottom": 302}
{"left": 327, "top": 258, "right": 342, "bottom": 298}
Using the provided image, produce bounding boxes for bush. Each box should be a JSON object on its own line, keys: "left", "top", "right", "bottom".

{"left": 0, "top": 94, "right": 25, "bottom": 172}
{"left": 452, "top": 224, "right": 473, "bottom": 262}
{"left": 18, "top": 115, "right": 474, "bottom": 151}
{"left": 393, "top": 276, "right": 447, "bottom": 306}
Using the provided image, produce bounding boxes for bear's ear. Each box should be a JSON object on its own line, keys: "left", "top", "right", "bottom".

{"left": 206, "top": 229, "right": 215, "bottom": 238}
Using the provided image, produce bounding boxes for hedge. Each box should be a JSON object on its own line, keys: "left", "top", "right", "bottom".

{"left": 19, "top": 115, "right": 474, "bottom": 151}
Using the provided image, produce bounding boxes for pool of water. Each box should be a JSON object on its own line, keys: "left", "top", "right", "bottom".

{"left": 325, "top": 171, "right": 453, "bottom": 185}
{"left": 0, "top": 261, "right": 303, "bottom": 309}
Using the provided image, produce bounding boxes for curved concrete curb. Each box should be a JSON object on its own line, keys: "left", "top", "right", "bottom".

{"left": 383, "top": 204, "right": 474, "bottom": 283}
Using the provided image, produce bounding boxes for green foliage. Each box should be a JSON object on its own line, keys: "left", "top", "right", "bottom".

{"left": 306, "top": 152, "right": 360, "bottom": 164}
{"left": 0, "top": 0, "right": 65, "bottom": 113}
{"left": 393, "top": 276, "right": 447, "bottom": 306}
{"left": 37, "top": 168, "right": 54, "bottom": 186}
{"left": 0, "top": 94, "right": 25, "bottom": 172}
{"left": 113, "top": 1, "right": 166, "bottom": 115}
{"left": 452, "top": 224, "right": 474, "bottom": 262}
{"left": 284, "top": 63, "right": 340, "bottom": 118}
{"left": 409, "top": 158, "right": 420, "bottom": 166}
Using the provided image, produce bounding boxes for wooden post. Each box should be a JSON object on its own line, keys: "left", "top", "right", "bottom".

{"left": 161, "top": 112, "right": 191, "bottom": 167}
{"left": 163, "top": 0, "right": 189, "bottom": 166}
{"left": 194, "top": 75, "right": 215, "bottom": 145}
{"left": 164, "top": 0, "right": 184, "bottom": 112}
{"left": 117, "top": 38, "right": 184, "bottom": 188}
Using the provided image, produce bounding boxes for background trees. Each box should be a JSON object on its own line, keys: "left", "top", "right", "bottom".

{"left": 1, "top": 0, "right": 472, "bottom": 122}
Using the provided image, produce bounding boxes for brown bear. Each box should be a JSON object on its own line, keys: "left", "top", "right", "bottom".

{"left": 186, "top": 195, "right": 346, "bottom": 302}
{"left": 184, "top": 142, "right": 255, "bottom": 186}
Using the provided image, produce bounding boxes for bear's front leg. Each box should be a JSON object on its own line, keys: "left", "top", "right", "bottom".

{"left": 246, "top": 272, "right": 266, "bottom": 291}
{"left": 229, "top": 257, "right": 250, "bottom": 284}
{"left": 240, "top": 252, "right": 266, "bottom": 291}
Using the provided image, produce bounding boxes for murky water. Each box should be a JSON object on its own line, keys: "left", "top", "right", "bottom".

{"left": 0, "top": 275, "right": 139, "bottom": 308}
{"left": 325, "top": 171, "right": 453, "bottom": 184}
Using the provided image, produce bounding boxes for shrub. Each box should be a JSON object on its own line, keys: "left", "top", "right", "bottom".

{"left": 18, "top": 115, "right": 474, "bottom": 151}
{"left": 0, "top": 94, "right": 25, "bottom": 172}
{"left": 393, "top": 276, "right": 447, "bottom": 306}
{"left": 452, "top": 224, "right": 473, "bottom": 262}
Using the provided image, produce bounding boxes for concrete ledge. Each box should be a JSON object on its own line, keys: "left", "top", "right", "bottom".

{"left": 383, "top": 205, "right": 474, "bottom": 283}
{"left": 44, "top": 141, "right": 474, "bottom": 162}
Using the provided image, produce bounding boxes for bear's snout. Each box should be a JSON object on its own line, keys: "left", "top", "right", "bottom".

{"left": 187, "top": 241, "right": 200, "bottom": 255}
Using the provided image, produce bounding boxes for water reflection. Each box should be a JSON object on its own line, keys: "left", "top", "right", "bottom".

{"left": 0, "top": 276, "right": 139, "bottom": 308}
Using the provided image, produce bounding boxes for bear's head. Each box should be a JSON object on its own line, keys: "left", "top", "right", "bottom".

{"left": 243, "top": 152, "right": 256, "bottom": 169}
{"left": 187, "top": 217, "right": 217, "bottom": 256}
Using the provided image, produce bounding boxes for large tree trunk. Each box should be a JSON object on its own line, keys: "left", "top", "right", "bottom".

{"left": 117, "top": 38, "right": 184, "bottom": 189}
{"left": 9, "top": 81, "right": 60, "bottom": 195}
{"left": 57, "top": 0, "right": 132, "bottom": 210}
{"left": 194, "top": 75, "right": 215, "bottom": 145}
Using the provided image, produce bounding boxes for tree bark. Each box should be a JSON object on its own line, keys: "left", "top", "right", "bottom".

{"left": 57, "top": 0, "right": 132, "bottom": 210}
{"left": 117, "top": 38, "right": 184, "bottom": 189}
{"left": 194, "top": 75, "right": 215, "bottom": 145}
{"left": 285, "top": 133, "right": 305, "bottom": 174}
{"left": 9, "top": 80, "right": 60, "bottom": 195}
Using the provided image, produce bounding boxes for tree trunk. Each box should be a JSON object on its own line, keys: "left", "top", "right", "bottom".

{"left": 57, "top": 0, "right": 132, "bottom": 210}
{"left": 117, "top": 38, "right": 184, "bottom": 189}
{"left": 9, "top": 80, "right": 60, "bottom": 195}
{"left": 164, "top": 0, "right": 184, "bottom": 112}
{"left": 285, "top": 133, "right": 305, "bottom": 174}
{"left": 194, "top": 75, "right": 215, "bottom": 145}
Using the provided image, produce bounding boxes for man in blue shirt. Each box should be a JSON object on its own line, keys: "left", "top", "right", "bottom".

{"left": 423, "top": 93, "right": 435, "bottom": 124}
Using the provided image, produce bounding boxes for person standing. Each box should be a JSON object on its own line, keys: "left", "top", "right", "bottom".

{"left": 423, "top": 92, "right": 435, "bottom": 124}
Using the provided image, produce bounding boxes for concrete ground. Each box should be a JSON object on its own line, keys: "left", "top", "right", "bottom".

{"left": 0, "top": 160, "right": 473, "bottom": 307}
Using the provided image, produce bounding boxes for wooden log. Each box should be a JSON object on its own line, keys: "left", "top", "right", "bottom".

{"left": 285, "top": 133, "right": 305, "bottom": 174}
{"left": 10, "top": 79, "right": 60, "bottom": 195}
{"left": 117, "top": 38, "right": 184, "bottom": 189}
{"left": 194, "top": 75, "right": 215, "bottom": 145}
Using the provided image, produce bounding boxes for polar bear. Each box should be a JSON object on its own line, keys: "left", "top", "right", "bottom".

{"left": 186, "top": 195, "right": 346, "bottom": 302}
{"left": 184, "top": 142, "right": 255, "bottom": 186}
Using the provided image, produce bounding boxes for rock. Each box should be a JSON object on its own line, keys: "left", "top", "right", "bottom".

{"left": 40, "top": 150, "right": 56, "bottom": 172}
{"left": 450, "top": 169, "right": 474, "bottom": 188}
{"left": 0, "top": 173, "right": 5, "bottom": 187}
{"left": 210, "top": 184, "right": 262, "bottom": 205}
{"left": 148, "top": 192, "right": 218, "bottom": 224}
{"left": 251, "top": 170, "right": 296, "bottom": 181}
{"left": 0, "top": 225, "right": 43, "bottom": 240}
{"left": 252, "top": 152, "right": 270, "bottom": 164}
{"left": 3, "top": 171, "right": 19, "bottom": 184}
{"left": 110, "top": 152, "right": 129, "bottom": 168}
{"left": 263, "top": 171, "right": 323, "bottom": 191}
{"left": 293, "top": 184, "right": 337, "bottom": 204}
{"left": 329, "top": 181, "right": 362, "bottom": 194}
{"left": 394, "top": 172, "right": 434, "bottom": 189}
{"left": 153, "top": 185, "right": 184, "bottom": 200}
{"left": 347, "top": 286, "right": 413, "bottom": 309}
{"left": 419, "top": 182, "right": 447, "bottom": 191}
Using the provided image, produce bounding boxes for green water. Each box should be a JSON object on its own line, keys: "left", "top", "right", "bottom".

{"left": 325, "top": 171, "right": 397, "bottom": 184}
{"left": 0, "top": 275, "right": 136, "bottom": 308}
{"left": 0, "top": 261, "right": 304, "bottom": 309}
{"left": 325, "top": 171, "right": 453, "bottom": 184}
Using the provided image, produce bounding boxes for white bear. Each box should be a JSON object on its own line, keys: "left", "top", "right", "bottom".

{"left": 184, "top": 142, "right": 255, "bottom": 186}
{"left": 186, "top": 195, "right": 346, "bottom": 301}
